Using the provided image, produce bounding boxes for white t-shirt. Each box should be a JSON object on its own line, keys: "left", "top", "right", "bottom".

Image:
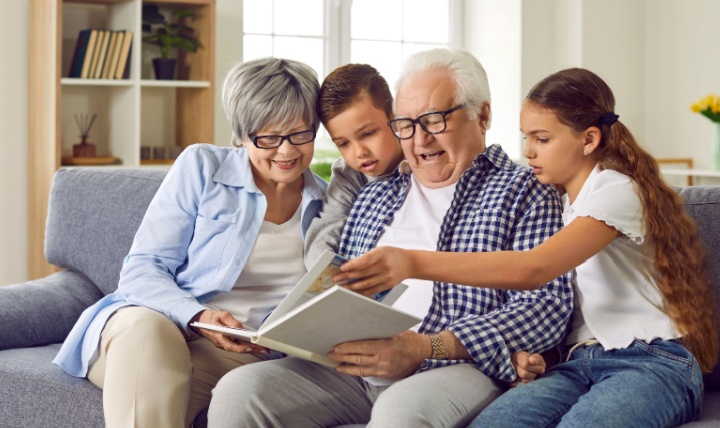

{"left": 564, "top": 166, "right": 680, "bottom": 348}
{"left": 209, "top": 206, "right": 305, "bottom": 330}
{"left": 365, "top": 174, "right": 456, "bottom": 386}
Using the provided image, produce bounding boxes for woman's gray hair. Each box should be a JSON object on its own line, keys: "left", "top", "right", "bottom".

{"left": 395, "top": 48, "right": 492, "bottom": 129}
{"left": 222, "top": 57, "right": 320, "bottom": 146}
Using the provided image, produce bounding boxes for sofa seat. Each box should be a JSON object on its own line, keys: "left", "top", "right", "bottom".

{"left": 0, "top": 344, "right": 104, "bottom": 427}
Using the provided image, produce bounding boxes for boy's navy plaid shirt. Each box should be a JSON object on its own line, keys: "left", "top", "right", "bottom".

{"left": 338, "top": 144, "right": 573, "bottom": 382}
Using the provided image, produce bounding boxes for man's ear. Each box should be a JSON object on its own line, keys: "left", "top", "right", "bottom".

{"left": 478, "top": 102, "right": 491, "bottom": 132}
{"left": 583, "top": 126, "right": 602, "bottom": 155}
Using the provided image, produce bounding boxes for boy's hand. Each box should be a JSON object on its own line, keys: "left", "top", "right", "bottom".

{"left": 509, "top": 351, "right": 546, "bottom": 387}
{"left": 333, "top": 246, "right": 412, "bottom": 297}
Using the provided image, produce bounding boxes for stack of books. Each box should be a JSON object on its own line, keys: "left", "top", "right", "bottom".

{"left": 67, "top": 29, "right": 133, "bottom": 79}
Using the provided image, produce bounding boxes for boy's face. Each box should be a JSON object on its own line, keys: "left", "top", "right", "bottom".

{"left": 324, "top": 95, "right": 403, "bottom": 177}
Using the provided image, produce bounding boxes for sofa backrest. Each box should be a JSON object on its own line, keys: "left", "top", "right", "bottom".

{"left": 45, "top": 167, "right": 168, "bottom": 296}
{"left": 679, "top": 185, "right": 720, "bottom": 389}
{"left": 42, "top": 169, "right": 720, "bottom": 386}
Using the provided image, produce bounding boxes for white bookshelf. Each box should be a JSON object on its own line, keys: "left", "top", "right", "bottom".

{"left": 28, "top": 0, "right": 216, "bottom": 279}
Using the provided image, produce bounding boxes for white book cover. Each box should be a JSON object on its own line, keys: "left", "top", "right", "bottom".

{"left": 192, "top": 250, "right": 419, "bottom": 367}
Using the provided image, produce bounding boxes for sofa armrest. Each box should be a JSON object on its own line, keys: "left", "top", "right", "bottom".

{"left": 0, "top": 270, "right": 103, "bottom": 350}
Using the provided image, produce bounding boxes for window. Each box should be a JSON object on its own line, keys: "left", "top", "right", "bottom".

{"left": 242, "top": 0, "right": 460, "bottom": 92}
{"left": 242, "top": 0, "right": 461, "bottom": 153}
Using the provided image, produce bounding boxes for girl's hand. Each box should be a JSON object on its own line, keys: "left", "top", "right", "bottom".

{"left": 509, "top": 351, "right": 546, "bottom": 387}
{"left": 332, "top": 246, "right": 413, "bottom": 297}
{"left": 190, "top": 309, "right": 269, "bottom": 355}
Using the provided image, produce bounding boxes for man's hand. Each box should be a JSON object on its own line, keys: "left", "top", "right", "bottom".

{"left": 509, "top": 351, "right": 546, "bottom": 387}
{"left": 190, "top": 309, "right": 268, "bottom": 355}
{"left": 333, "top": 246, "right": 413, "bottom": 297}
{"left": 329, "top": 331, "right": 428, "bottom": 380}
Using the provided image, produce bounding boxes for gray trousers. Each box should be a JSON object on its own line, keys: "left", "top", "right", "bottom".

{"left": 208, "top": 357, "right": 503, "bottom": 428}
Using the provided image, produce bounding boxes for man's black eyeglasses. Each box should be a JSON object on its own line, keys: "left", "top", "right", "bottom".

{"left": 249, "top": 127, "right": 316, "bottom": 149}
{"left": 387, "top": 105, "right": 466, "bottom": 140}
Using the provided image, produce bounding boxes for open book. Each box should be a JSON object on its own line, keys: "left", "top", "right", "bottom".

{"left": 192, "top": 250, "right": 420, "bottom": 367}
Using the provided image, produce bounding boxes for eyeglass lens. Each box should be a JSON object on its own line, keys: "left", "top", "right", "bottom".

{"left": 389, "top": 105, "right": 464, "bottom": 140}
{"left": 253, "top": 129, "right": 315, "bottom": 149}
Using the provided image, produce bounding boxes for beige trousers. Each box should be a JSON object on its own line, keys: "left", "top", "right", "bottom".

{"left": 87, "top": 306, "right": 265, "bottom": 428}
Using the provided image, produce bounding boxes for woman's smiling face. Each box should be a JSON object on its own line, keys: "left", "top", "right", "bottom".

{"left": 243, "top": 120, "right": 315, "bottom": 187}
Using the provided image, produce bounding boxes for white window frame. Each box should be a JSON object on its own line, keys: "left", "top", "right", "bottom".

{"left": 241, "top": 0, "right": 463, "bottom": 79}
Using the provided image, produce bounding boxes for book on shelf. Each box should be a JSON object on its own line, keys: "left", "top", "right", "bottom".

{"left": 68, "top": 29, "right": 92, "bottom": 78}
{"left": 79, "top": 29, "right": 99, "bottom": 79}
{"left": 101, "top": 31, "right": 119, "bottom": 79}
{"left": 86, "top": 30, "right": 105, "bottom": 79}
{"left": 92, "top": 30, "right": 111, "bottom": 79}
{"left": 191, "top": 250, "right": 420, "bottom": 367}
{"left": 104, "top": 31, "right": 124, "bottom": 79}
{"left": 115, "top": 31, "right": 133, "bottom": 80}
{"left": 68, "top": 29, "right": 132, "bottom": 80}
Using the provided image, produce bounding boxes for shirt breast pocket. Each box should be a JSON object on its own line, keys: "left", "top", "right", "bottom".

{"left": 453, "top": 208, "right": 509, "bottom": 252}
{"left": 185, "top": 215, "right": 236, "bottom": 283}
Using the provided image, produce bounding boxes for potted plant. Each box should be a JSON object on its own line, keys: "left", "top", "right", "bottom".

{"left": 142, "top": 4, "right": 201, "bottom": 80}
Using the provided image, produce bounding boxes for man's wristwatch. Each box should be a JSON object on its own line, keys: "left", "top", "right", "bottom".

{"left": 429, "top": 333, "right": 448, "bottom": 359}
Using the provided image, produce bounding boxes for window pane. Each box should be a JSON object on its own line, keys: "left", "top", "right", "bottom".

{"left": 274, "top": 0, "right": 323, "bottom": 37}
{"left": 274, "top": 37, "right": 324, "bottom": 79}
{"left": 402, "top": 42, "right": 446, "bottom": 61}
{"left": 351, "top": 0, "right": 401, "bottom": 41}
{"left": 243, "top": 35, "right": 273, "bottom": 62}
{"left": 244, "top": 0, "right": 273, "bottom": 34}
{"left": 403, "top": 0, "right": 449, "bottom": 43}
{"left": 351, "top": 40, "right": 403, "bottom": 91}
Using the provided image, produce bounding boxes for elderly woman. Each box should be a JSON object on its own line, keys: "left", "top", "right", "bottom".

{"left": 53, "top": 57, "right": 326, "bottom": 428}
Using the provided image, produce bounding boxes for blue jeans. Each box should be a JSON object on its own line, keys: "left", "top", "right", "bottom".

{"left": 470, "top": 339, "right": 703, "bottom": 428}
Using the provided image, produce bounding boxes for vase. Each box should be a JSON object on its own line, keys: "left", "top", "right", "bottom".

{"left": 152, "top": 58, "right": 177, "bottom": 80}
{"left": 73, "top": 135, "right": 96, "bottom": 157}
{"left": 713, "top": 123, "right": 720, "bottom": 171}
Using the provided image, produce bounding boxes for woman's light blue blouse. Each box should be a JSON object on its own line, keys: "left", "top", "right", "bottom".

{"left": 53, "top": 144, "right": 326, "bottom": 377}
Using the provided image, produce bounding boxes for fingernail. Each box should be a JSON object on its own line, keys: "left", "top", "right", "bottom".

{"left": 244, "top": 347, "right": 252, "bottom": 352}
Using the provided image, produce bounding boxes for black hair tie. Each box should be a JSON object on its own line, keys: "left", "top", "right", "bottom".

{"left": 601, "top": 112, "right": 619, "bottom": 126}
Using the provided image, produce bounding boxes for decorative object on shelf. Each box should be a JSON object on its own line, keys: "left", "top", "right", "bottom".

{"left": 63, "top": 112, "right": 119, "bottom": 166}
{"left": 691, "top": 94, "right": 720, "bottom": 170}
{"left": 142, "top": 5, "right": 201, "bottom": 80}
{"left": 73, "top": 113, "right": 97, "bottom": 157}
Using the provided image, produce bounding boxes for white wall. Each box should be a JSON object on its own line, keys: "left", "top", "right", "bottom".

{"left": 463, "top": 0, "right": 522, "bottom": 160}
{"left": 0, "top": 1, "right": 28, "bottom": 285}
{"left": 4, "top": 0, "right": 720, "bottom": 283}
{"left": 644, "top": 0, "right": 720, "bottom": 166}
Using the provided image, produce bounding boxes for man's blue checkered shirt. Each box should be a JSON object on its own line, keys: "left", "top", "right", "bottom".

{"left": 338, "top": 144, "right": 573, "bottom": 382}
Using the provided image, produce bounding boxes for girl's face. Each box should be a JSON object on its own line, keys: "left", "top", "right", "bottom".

{"left": 325, "top": 95, "right": 403, "bottom": 177}
{"left": 243, "top": 120, "right": 315, "bottom": 187}
{"left": 521, "top": 101, "right": 596, "bottom": 199}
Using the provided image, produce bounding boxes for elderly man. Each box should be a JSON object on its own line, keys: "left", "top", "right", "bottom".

{"left": 208, "top": 48, "right": 573, "bottom": 428}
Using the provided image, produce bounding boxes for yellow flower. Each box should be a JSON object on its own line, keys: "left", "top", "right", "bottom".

{"left": 692, "top": 93, "right": 720, "bottom": 123}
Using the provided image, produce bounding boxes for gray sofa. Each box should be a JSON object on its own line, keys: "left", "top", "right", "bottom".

{"left": 1, "top": 167, "right": 720, "bottom": 427}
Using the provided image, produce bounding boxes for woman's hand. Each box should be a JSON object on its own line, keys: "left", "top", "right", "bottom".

{"left": 190, "top": 309, "right": 269, "bottom": 355}
{"left": 332, "top": 246, "right": 413, "bottom": 297}
{"left": 509, "top": 351, "right": 546, "bottom": 387}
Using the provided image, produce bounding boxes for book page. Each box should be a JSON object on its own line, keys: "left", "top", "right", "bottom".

{"left": 261, "top": 286, "right": 421, "bottom": 363}
{"left": 190, "top": 322, "right": 257, "bottom": 343}
{"left": 263, "top": 250, "right": 346, "bottom": 327}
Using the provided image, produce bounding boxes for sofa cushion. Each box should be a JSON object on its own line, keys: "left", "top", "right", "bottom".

{"left": 680, "top": 186, "right": 720, "bottom": 389}
{"left": 0, "top": 270, "right": 103, "bottom": 350}
{"left": 0, "top": 344, "right": 104, "bottom": 427}
{"left": 45, "top": 168, "right": 168, "bottom": 296}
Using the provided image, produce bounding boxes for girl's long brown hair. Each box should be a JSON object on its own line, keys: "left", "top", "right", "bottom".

{"left": 527, "top": 68, "right": 718, "bottom": 372}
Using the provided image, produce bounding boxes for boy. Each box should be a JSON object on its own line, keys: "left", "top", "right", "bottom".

{"left": 304, "top": 64, "right": 404, "bottom": 268}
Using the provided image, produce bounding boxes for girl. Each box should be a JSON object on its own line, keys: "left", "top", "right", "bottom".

{"left": 334, "top": 67, "right": 718, "bottom": 427}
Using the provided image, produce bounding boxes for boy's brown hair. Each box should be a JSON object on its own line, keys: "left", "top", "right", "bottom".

{"left": 317, "top": 64, "right": 393, "bottom": 124}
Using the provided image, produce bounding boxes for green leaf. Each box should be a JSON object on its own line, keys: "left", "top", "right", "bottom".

{"left": 173, "top": 9, "right": 197, "bottom": 18}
